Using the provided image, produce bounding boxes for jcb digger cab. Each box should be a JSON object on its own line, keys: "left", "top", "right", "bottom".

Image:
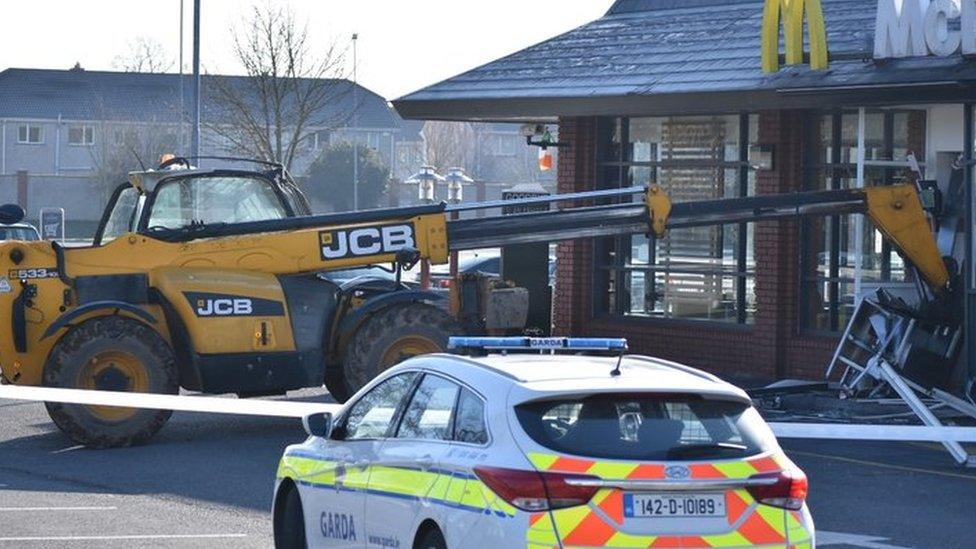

{"left": 93, "top": 158, "right": 311, "bottom": 246}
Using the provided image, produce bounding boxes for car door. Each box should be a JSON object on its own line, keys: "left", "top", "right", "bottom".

{"left": 364, "top": 373, "right": 462, "bottom": 545}
{"left": 302, "top": 371, "right": 420, "bottom": 549}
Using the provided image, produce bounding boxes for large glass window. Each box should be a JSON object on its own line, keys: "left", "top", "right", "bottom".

{"left": 800, "top": 110, "right": 926, "bottom": 332}
{"left": 596, "top": 115, "right": 757, "bottom": 323}
{"left": 147, "top": 176, "right": 288, "bottom": 230}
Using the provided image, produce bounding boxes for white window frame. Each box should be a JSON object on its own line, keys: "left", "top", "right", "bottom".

{"left": 17, "top": 124, "right": 43, "bottom": 145}
{"left": 67, "top": 125, "right": 95, "bottom": 146}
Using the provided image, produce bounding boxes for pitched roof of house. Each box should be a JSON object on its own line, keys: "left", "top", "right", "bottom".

{"left": 394, "top": 0, "right": 976, "bottom": 121}
{"left": 0, "top": 68, "right": 408, "bottom": 131}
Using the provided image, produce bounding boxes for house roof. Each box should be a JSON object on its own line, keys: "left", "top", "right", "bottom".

{"left": 394, "top": 0, "right": 976, "bottom": 121}
{"left": 0, "top": 68, "right": 406, "bottom": 130}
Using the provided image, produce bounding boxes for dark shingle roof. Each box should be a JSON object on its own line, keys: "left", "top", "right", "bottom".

{"left": 0, "top": 68, "right": 404, "bottom": 130}
{"left": 394, "top": 0, "right": 976, "bottom": 121}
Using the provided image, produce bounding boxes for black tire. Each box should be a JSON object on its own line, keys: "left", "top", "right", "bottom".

{"left": 337, "top": 303, "right": 457, "bottom": 402}
{"left": 416, "top": 526, "right": 447, "bottom": 549}
{"left": 273, "top": 485, "right": 307, "bottom": 549}
{"left": 323, "top": 365, "right": 350, "bottom": 404}
{"left": 43, "top": 316, "right": 178, "bottom": 449}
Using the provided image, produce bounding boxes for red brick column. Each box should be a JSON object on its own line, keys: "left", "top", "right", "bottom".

{"left": 756, "top": 110, "right": 840, "bottom": 380}
{"left": 552, "top": 117, "right": 598, "bottom": 336}
{"left": 753, "top": 111, "right": 804, "bottom": 378}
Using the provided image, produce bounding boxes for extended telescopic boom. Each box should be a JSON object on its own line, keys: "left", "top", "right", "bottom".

{"left": 446, "top": 184, "right": 949, "bottom": 291}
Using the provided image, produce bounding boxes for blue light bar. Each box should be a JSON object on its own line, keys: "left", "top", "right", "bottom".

{"left": 448, "top": 337, "right": 628, "bottom": 352}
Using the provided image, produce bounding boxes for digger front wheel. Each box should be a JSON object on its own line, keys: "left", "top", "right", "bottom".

{"left": 43, "top": 316, "right": 178, "bottom": 448}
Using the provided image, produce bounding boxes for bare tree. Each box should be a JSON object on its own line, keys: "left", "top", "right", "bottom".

{"left": 89, "top": 121, "right": 179, "bottom": 199}
{"left": 206, "top": 5, "right": 349, "bottom": 170}
{"left": 422, "top": 121, "right": 477, "bottom": 173}
{"left": 113, "top": 37, "right": 174, "bottom": 73}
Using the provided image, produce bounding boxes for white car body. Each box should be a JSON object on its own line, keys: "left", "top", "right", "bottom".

{"left": 274, "top": 348, "right": 815, "bottom": 549}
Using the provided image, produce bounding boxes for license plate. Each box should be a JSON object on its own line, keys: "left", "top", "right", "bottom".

{"left": 624, "top": 493, "right": 726, "bottom": 518}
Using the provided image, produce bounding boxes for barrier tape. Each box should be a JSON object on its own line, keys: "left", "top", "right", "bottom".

{"left": 0, "top": 384, "right": 340, "bottom": 418}
{"left": 1, "top": 385, "right": 975, "bottom": 443}
{"left": 769, "top": 422, "right": 976, "bottom": 443}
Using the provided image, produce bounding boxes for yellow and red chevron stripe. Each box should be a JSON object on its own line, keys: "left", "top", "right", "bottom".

{"left": 527, "top": 451, "right": 790, "bottom": 480}
{"left": 525, "top": 452, "right": 803, "bottom": 548}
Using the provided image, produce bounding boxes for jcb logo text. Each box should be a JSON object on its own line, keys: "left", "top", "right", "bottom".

{"left": 319, "top": 224, "right": 415, "bottom": 260}
{"left": 197, "top": 298, "right": 253, "bottom": 317}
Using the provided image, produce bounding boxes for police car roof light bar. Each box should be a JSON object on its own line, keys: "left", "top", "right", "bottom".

{"left": 448, "top": 337, "right": 628, "bottom": 353}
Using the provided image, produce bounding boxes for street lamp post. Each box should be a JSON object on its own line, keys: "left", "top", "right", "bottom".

{"left": 444, "top": 167, "right": 473, "bottom": 282}
{"left": 352, "top": 33, "right": 359, "bottom": 210}
{"left": 191, "top": 0, "right": 201, "bottom": 159}
{"left": 405, "top": 166, "right": 445, "bottom": 288}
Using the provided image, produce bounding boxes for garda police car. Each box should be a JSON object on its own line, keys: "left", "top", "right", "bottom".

{"left": 273, "top": 338, "right": 814, "bottom": 548}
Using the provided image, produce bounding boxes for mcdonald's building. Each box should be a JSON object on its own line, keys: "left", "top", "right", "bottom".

{"left": 395, "top": 0, "right": 976, "bottom": 383}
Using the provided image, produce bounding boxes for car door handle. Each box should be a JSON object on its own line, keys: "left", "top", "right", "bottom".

{"left": 354, "top": 460, "right": 370, "bottom": 470}
{"left": 417, "top": 454, "right": 434, "bottom": 470}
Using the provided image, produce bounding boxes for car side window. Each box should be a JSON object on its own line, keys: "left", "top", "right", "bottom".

{"left": 343, "top": 372, "right": 419, "bottom": 440}
{"left": 453, "top": 388, "right": 488, "bottom": 445}
{"left": 396, "top": 374, "right": 460, "bottom": 441}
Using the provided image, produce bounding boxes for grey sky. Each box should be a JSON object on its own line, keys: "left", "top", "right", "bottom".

{"left": 0, "top": 1, "right": 611, "bottom": 99}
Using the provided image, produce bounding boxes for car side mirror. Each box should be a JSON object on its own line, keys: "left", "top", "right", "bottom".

{"left": 0, "top": 204, "right": 25, "bottom": 225}
{"left": 302, "top": 412, "right": 333, "bottom": 439}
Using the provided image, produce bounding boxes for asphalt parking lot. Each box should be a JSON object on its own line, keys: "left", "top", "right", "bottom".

{"left": 1, "top": 390, "right": 974, "bottom": 548}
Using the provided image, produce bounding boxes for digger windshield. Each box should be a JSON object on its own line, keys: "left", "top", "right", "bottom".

{"left": 146, "top": 175, "right": 289, "bottom": 230}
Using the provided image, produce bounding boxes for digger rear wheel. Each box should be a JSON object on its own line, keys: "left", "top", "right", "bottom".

{"left": 43, "top": 316, "right": 178, "bottom": 448}
{"left": 335, "top": 303, "right": 457, "bottom": 402}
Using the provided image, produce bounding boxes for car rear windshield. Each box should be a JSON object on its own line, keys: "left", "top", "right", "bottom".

{"left": 515, "top": 393, "right": 775, "bottom": 461}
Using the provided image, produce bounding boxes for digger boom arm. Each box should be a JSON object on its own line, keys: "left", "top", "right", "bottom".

{"left": 445, "top": 183, "right": 949, "bottom": 292}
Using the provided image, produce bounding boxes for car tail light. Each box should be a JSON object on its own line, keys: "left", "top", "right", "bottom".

{"left": 436, "top": 278, "right": 452, "bottom": 289}
{"left": 746, "top": 468, "right": 808, "bottom": 511}
{"left": 474, "top": 466, "right": 599, "bottom": 511}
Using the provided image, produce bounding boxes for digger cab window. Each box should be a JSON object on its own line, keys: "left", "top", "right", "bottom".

{"left": 98, "top": 186, "right": 144, "bottom": 244}
{"left": 145, "top": 175, "right": 288, "bottom": 230}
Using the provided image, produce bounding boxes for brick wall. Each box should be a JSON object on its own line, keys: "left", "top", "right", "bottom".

{"left": 552, "top": 117, "right": 597, "bottom": 337}
{"left": 554, "top": 112, "right": 839, "bottom": 382}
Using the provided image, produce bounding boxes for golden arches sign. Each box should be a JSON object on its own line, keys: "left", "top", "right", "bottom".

{"left": 761, "top": 0, "right": 829, "bottom": 73}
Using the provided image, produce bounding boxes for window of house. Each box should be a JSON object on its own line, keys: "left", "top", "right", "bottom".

{"left": 799, "top": 109, "right": 926, "bottom": 332}
{"left": 17, "top": 125, "right": 43, "bottom": 144}
{"left": 311, "top": 130, "right": 331, "bottom": 150}
{"left": 68, "top": 125, "right": 95, "bottom": 146}
{"left": 595, "top": 114, "right": 757, "bottom": 323}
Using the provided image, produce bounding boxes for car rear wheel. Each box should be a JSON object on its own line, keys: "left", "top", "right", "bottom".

{"left": 415, "top": 525, "right": 447, "bottom": 549}
{"left": 273, "top": 485, "right": 307, "bottom": 549}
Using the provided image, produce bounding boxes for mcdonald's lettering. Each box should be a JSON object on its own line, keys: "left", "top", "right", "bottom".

{"left": 761, "top": 0, "right": 829, "bottom": 73}
{"left": 874, "top": 0, "right": 976, "bottom": 59}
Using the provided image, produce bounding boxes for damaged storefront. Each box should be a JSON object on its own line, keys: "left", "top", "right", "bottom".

{"left": 395, "top": 0, "right": 976, "bottom": 396}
